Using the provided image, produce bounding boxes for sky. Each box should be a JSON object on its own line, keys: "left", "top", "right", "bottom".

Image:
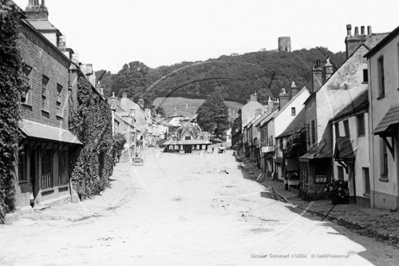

{"left": 13, "top": 0, "right": 399, "bottom": 74}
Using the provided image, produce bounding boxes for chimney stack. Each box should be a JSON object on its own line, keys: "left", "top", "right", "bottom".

{"left": 323, "top": 57, "right": 334, "bottom": 83}
{"left": 250, "top": 92, "right": 258, "bottom": 102}
{"left": 138, "top": 99, "right": 144, "bottom": 109}
{"left": 291, "top": 81, "right": 299, "bottom": 98}
{"left": 346, "top": 24, "right": 352, "bottom": 36}
{"left": 279, "top": 88, "right": 289, "bottom": 109}
{"left": 122, "top": 92, "right": 127, "bottom": 98}
{"left": 72, "top": 53, "right": 79, "bottom": 65}
{"left": 58, "top": 35, "right": 66, "bottom": 51}
{"left": 268, "top": 97, "right": 273, "bottom": 114}
{"left": 345, "top": 24, "right": 367, "bottom": 59}
{"left": 312, "top": 60, "right": 323, "bottom": 93}
{"left": 367, "top": 26, "right": 372, "bottom": 35}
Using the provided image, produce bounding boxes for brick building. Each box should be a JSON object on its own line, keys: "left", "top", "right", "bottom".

{"left": 15, "top": 0, "right": 81, "bottom": 212}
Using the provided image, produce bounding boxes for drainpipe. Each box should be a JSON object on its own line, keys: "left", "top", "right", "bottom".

{"left": 369, "top": 61, "right": 375, "bottom": 208}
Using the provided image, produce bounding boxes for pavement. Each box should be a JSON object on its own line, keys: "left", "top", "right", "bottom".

{"left": 20, "top": 160, "right": 134, "bottom": 223}
{"left": 237, "top": 154, "right": 399, "bottom": 249}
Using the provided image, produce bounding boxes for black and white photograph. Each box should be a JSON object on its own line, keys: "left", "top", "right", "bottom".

{"left": 1, "top": 0, "right": 399, "bottom": 265}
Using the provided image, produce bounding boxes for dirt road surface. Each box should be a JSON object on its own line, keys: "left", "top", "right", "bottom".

{"left": 1, "top": 148, "right": 398, "bottom": 265}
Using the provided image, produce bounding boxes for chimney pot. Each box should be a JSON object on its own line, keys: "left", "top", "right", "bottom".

{"left": 361, "top": 26, "right": 365, "bottom": 35}
{"left": 122, "top": 92, "right": 127, "bottom": 98}
{"left": 367, "top": 25, "right": 372, "bottom": 35}
{"left": 354, "top": 27, "right": 359, "bottom": 35}
{"left": 72, "top": 53, "right": 79, "bottom": 64}
{"left": 58, "top": 35, "right": 66, "bottom": 51}
{"left": 346, "top": 24, "right": 352, "bottom": 36}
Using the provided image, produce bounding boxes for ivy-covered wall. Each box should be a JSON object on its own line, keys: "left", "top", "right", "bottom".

{"left": 0, "top": 1, "right": 25, "bottom": 223}
{"left": 68, "top": 76, "right": 116, "bottom": 199}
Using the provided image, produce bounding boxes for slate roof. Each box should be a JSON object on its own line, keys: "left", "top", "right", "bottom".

{"left": 28, "top": 20, "right": 60, "bottom": 32}
{"left": 19, "top": 119, "right": 82, "bottom": 145}
{"left": 332, "top": 90, "right": 369, "bottom": 121}
{"left": 374, "top": 104, "right": 399, "bottom": 135}
{"left": 365, "top": 29, "right": 398, "bottom": 58}
{"left": 276, "top": 108, "right": 306, "bottom": 139}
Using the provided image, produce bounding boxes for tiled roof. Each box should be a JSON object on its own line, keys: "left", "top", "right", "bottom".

{"left": 374, "top": 104, "right": 399, "bottom": 135}
{"left": 19, "top": 119, "right": 81, "bottom": 145}
{"left": 332, "top": 90, "right": 369, "bottom": 121}
{"left": 163, "top": 139, "right": 211, "bottom": 145}
{"left": 334, "top": 137, "right": 355, "bottom": 160}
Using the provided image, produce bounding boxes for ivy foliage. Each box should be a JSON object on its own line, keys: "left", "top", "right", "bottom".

{"left": 0, "top": 0, "right": 25, "bottom": 223}
{"left": 283, "top": 127, "right": 307, "bottom": 157}
{"left": 68, "top": 76, "right": 115, "bottom": 200}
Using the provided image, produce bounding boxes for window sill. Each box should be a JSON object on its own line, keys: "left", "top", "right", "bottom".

{"left": 41, "top": 187, "right": 54, "bottom": 195}
{"left": 18, "top": 180, "right": 29, "bottom": 184}
{"left": 362, "top": 82, "right": 368, "bottom": 84}
{"left": 379, "top": 177, "right": 389, "bottom": 182}
{"left": 376, "top": 95, "right": 385, "bottom": 100}
{"left": 56, "top": 114, "right": 64, "bottom": 119}
{"left": 21, "top": 102, "right": 32, "bottom": 108}
{"left": 357, "top": 134, "right": 365, "bottom": 138}
{"left": 363, "top": 193, "right": 370, "bottom": 197}
{"left": 41, "top": 109, "right": 50, "bottom": 114}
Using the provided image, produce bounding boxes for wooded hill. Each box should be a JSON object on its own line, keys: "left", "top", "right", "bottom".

{"left": 96, "top": 47, "right": 346, "bottom": 107}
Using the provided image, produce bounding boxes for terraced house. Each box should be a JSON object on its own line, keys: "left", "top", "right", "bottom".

{"left": 365, "top": 26, "right": 399, "bottom": 210}
{"left": 15, "top": 0, "right": 81, "bottom": 212}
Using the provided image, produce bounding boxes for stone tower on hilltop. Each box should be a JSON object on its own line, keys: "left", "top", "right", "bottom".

{"left": 278, "top": 36, "right": 291, "bottom": 52}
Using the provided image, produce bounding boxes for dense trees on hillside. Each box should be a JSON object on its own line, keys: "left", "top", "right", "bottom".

{"left": 95, "top": 47, "right": 346, "bottom": 109}
{"left": 196, "top": 89, "right": 230, "bottom": 137}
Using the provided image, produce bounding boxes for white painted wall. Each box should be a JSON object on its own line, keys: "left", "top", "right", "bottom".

{"left": 368, "top": 34, "right": 399, "bottom": 209}
{"left": 316, "top": 46, "right": 369, "bottom": 143}
{"left": 333, "top": 112, "right": 370, "bottom": 199}
{"left": 275, "top": 87, "right": 310, "bottom": 138}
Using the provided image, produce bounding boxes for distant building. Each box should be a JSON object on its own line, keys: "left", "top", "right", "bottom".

{"left": 278, "top": 36, "right": 291, "bottom": 52}
{"left": 163, "top": 122, "right": 211, "bottom": 153}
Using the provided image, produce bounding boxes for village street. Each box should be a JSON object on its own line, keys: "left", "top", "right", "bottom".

{"left": 1, "top": 148, "right": 398, "bottom": 266}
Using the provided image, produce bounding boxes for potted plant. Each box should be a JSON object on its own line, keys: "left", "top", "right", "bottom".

{"left": 324, "top": 179, "right": 349, "bottom": 205}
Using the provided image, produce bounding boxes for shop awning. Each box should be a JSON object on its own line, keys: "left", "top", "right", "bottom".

{"left": 299, "top": 150, "right": 331, "bottom": 161}
{"left": 19, "top": 119, "right": 82, "bottom": 145}
{"left": 374, "top": 105, "right": 399, "bottom": 136}
{"left": 334, "top": 137, "right": 355, "bottom": 161}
